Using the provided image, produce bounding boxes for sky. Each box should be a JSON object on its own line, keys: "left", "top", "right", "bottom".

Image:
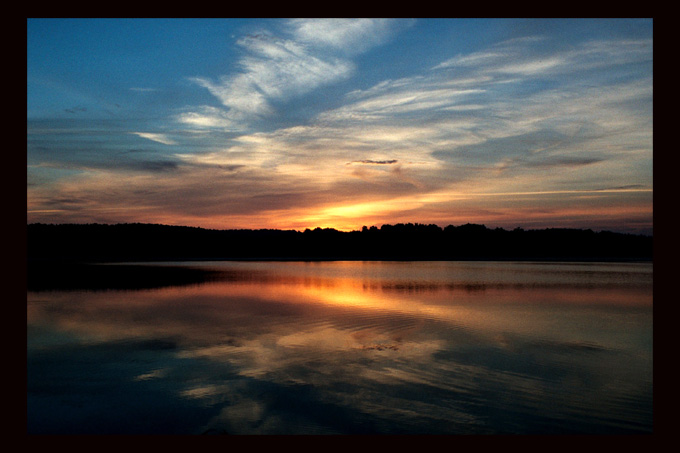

{"left": 27, "top": 18, "right": 653, "bottom": 235}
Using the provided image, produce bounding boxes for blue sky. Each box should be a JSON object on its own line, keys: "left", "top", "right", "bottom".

{"left": 27, "top": 18, "right": 653, "bottom": 234}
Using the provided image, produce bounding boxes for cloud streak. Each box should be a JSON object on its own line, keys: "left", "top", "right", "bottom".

{"left": 289, "top": 18, "right": 405, "bottom": 53}
{"left": 132, "top": 132, "right": 178, "bottom": 145}
{"left": 435, "top": 35, "right": 652, "bottom": 76}
{"left": 350, "top": 160, "right": 399, "bottom": 165}
{"left": 182, "top": 19, "right": 408, "bottom": 131}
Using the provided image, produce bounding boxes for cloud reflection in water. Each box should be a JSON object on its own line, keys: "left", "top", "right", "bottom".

{"left": 27, "top": 261, "right": 652, "bottom": 434}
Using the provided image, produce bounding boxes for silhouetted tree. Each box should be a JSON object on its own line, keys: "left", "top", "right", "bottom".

{"left": 27, "top": 222, "right": 652, "bottom": 263}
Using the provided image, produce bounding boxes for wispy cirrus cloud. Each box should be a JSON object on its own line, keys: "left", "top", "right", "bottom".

{"left": 289, "top": 18, "right": 406, "bottom": 53}
{"left": 175, "top": 106, "right": 242, "bottom": 130}
{"left": 435, "top": 35, "right": 652, "bottom": 76}
{"left": 319, "top": 34, "right": 653, "bottom": 161}
{"left": 180, "top": 19, "right": 409, "bottom": 131}
{"left": 132, "top": 132, "right": 178, "bottom": 145}
{"left": 177, "top": 30, "right": 652, "bottom": 226}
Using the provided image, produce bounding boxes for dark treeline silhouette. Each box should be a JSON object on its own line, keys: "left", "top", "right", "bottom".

{"left": 27, "top": 222, "right": 652, "bottom": 263}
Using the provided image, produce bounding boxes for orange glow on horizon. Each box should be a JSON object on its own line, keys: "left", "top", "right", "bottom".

{"left": 27, "top": 182, "right": 652, "bottom": 234}
{"left": 230, "top": 187, "right": 652, "bottom": 232}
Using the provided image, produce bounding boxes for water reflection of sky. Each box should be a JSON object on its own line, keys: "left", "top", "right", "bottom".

{"left": 27, "top": 261, "right": 652, "bottom": 434}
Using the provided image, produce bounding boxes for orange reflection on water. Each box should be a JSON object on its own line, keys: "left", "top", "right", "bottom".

{"left": 134, "top": 264, "right": 652, "bottom": 351}
{"left": 27, "top": 261, "right": 653, "bottom": 434}
{"left": 27, "top": 262, "right": 651, "bottom": 349}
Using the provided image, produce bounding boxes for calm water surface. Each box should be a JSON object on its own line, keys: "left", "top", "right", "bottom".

{"left": 27, "top": 261, "right": 653, "bottom": 434}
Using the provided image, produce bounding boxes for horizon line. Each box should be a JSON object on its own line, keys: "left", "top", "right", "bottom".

{"left": 27, "top": 221, "right": 654, "bottom": 237}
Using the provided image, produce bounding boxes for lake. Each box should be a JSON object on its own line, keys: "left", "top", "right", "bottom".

{"left": 26, "top": 260, "right": 653, "bottom": 434}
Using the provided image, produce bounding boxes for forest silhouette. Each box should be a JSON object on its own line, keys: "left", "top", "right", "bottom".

{"left": 27, "top": 222, "right": 652, "bottom": 263}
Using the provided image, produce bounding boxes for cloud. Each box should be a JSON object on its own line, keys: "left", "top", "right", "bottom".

{"left": 435, "top": 35, "right": 652, "bottom": 78}
{"left": 134, "top": 160, "right": 180, "bottom": 173}
{"left": 64, "top": 106, "right": 87, "bottom": 114}
{"left": 176, "top": 105, "right": 244, "bottom": 131}
{"left": 132, "top": 132, "right": 178, "bottom": 145}
{"left": 322, "top": 82, "right": 485, "bottom": 123}
{"left": 288, "top": 18, "right": 409, "bottom": 54}
{"left": 495, "top": 156, "right": 605, "bottom": 173}
{"left": 321, "top": 35, "right": 652, "bottom": 173}
{"left": 235, "top": 33, "right": 353, "bottom": 100}
{"left": 187, "top": 33, "right": 352, "bottom": 121}
{"left": 350, "top": 160, "right": 398, "bottom": 165}
{"left": 175, "top": 31, "right": 652, "bottom": 212}
{"left": 185, "top": 19, "right": 407, "bottom": 130}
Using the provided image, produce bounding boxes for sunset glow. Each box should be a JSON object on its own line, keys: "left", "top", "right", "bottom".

{"left": 27, "top": 19, "right": 653, "bottom": 234}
